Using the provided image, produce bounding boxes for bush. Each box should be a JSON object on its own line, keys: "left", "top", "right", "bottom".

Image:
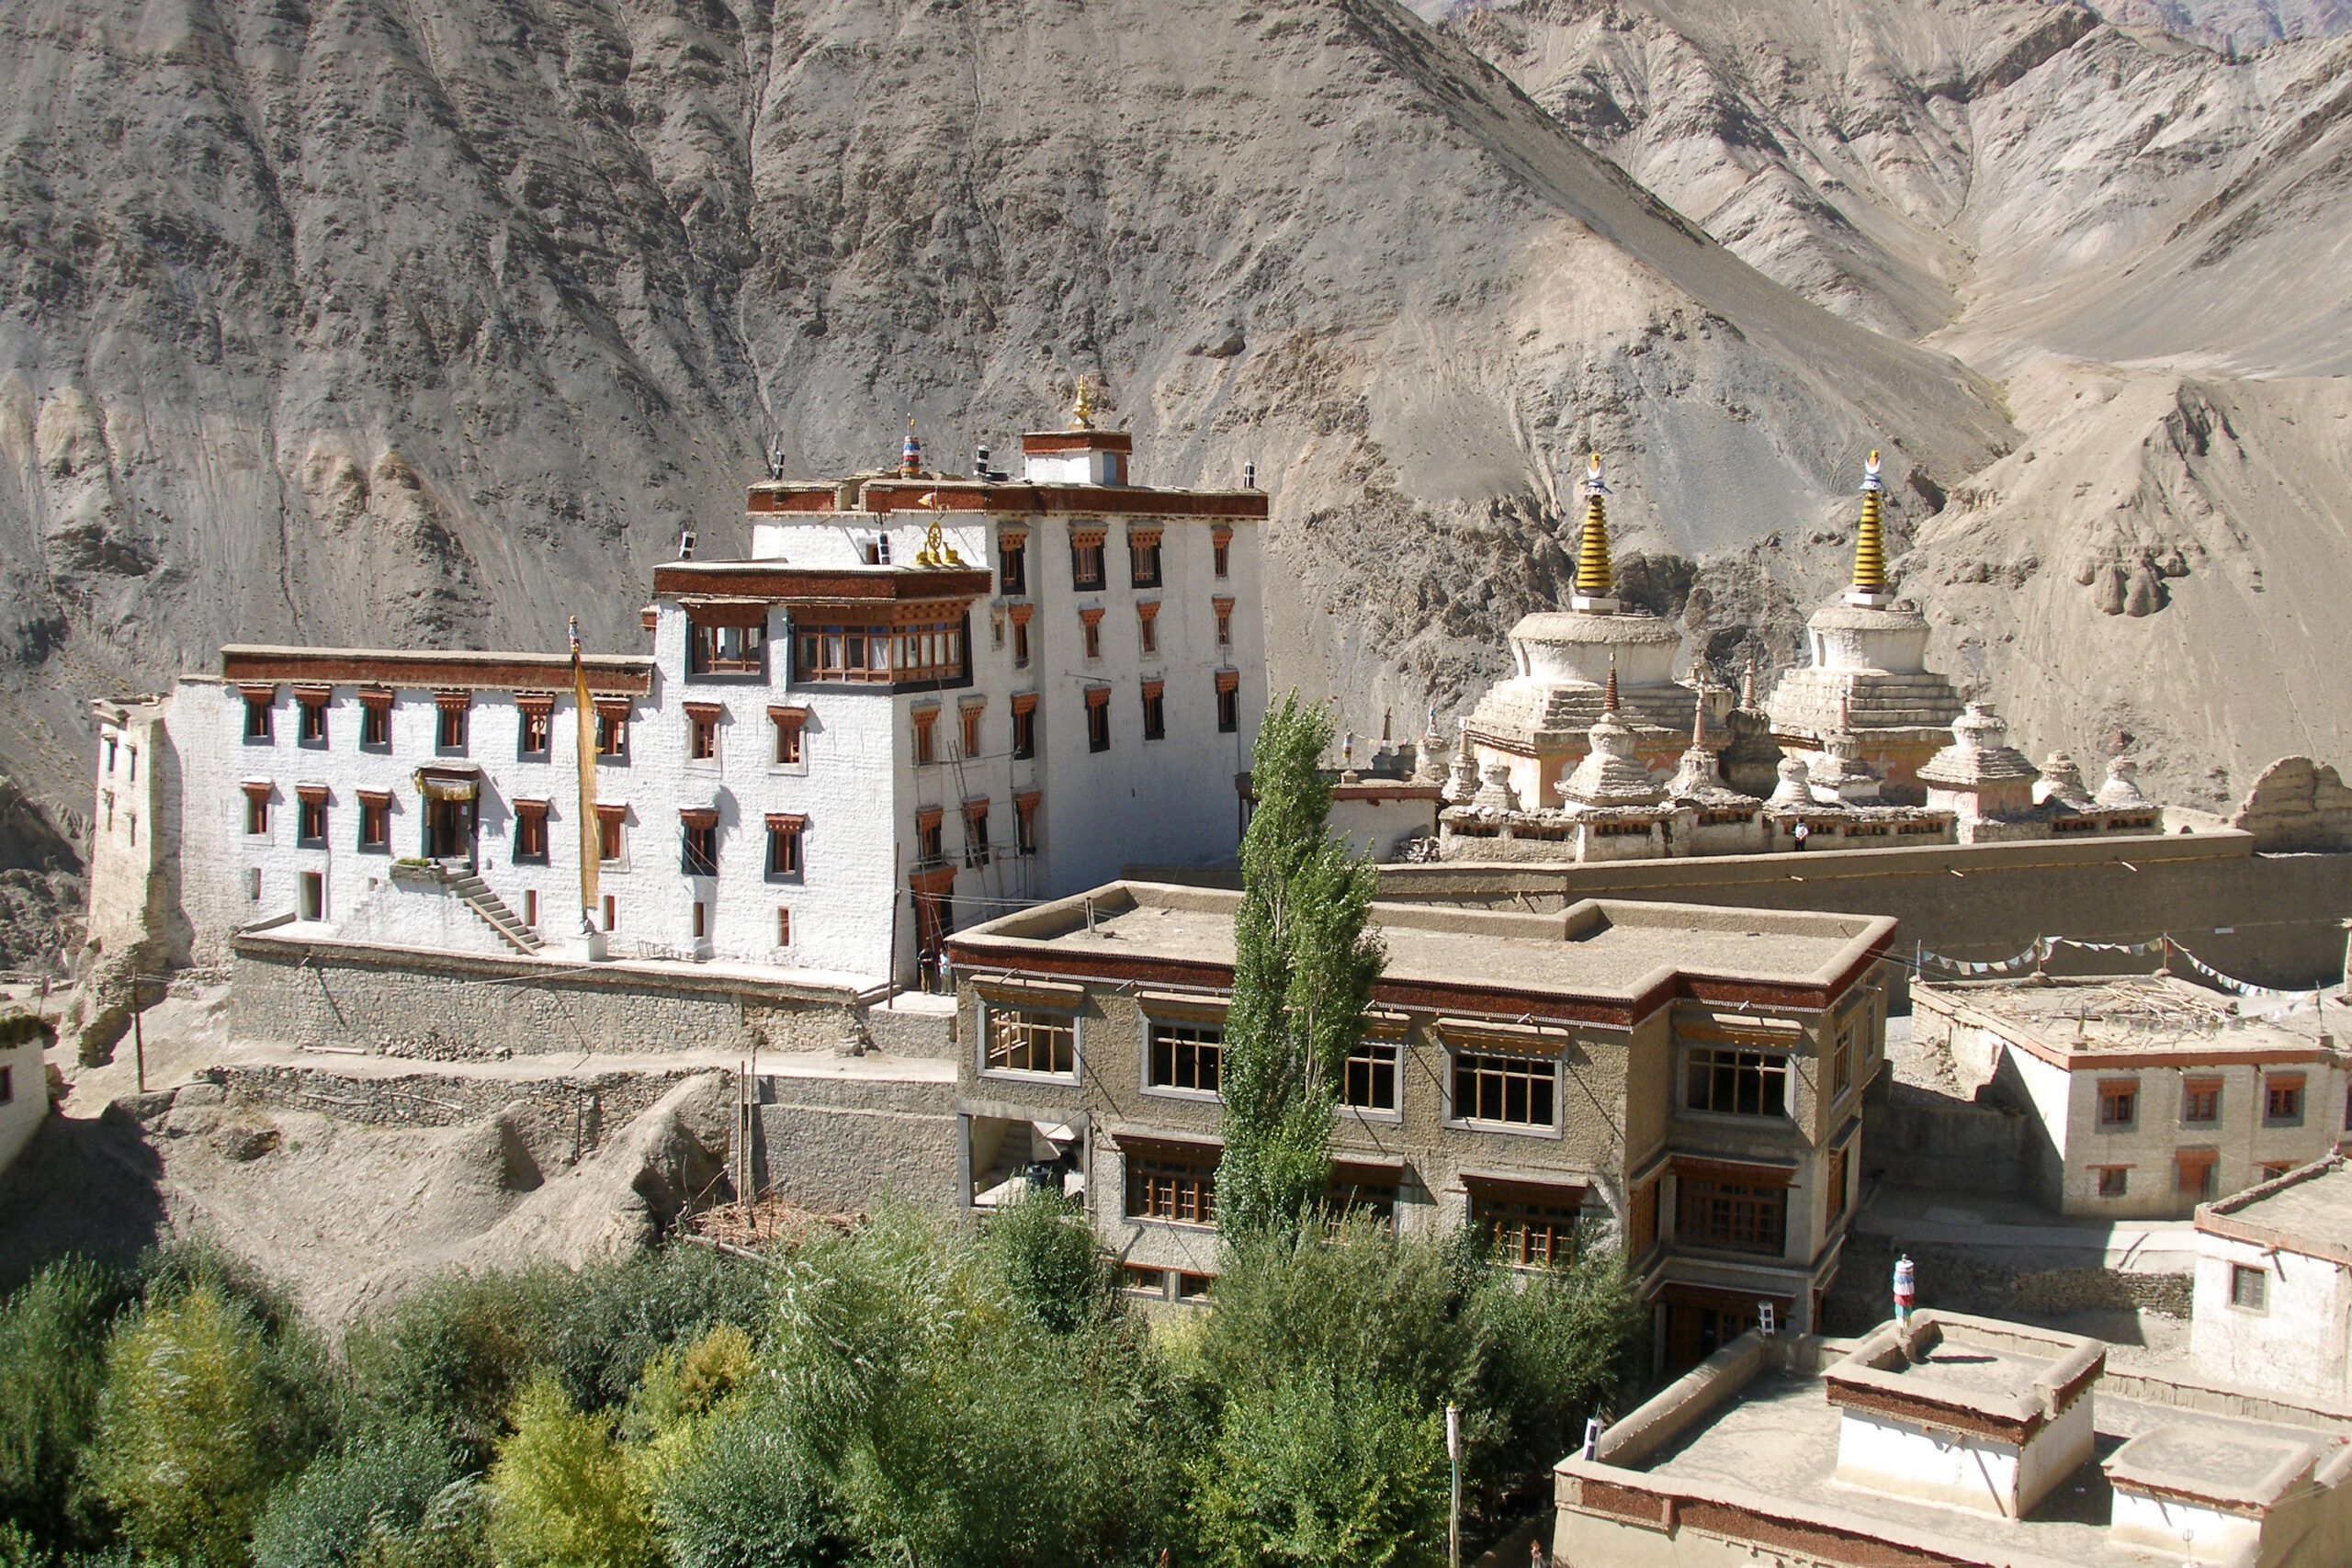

{"left": 250, "top": 1416, "right": 468, "bottom": 1568}
{"left": 649, "top": 1398, "right": 852, "bottom": 1568}
{"left": 482, "top": 1375, "right": 657, "bottom": 1568}
{"left": 1190, "top": 1371, "right": 1446, "bottom": 1568}
{"left": 0, "top": 1258, "right": 133, "bottom": 1551}
{"left": 985, "top": 1190, "right": 1110, "bottom": 1335}
{"left": 85, "top": 1282, "right": 328, "bottom": 1568}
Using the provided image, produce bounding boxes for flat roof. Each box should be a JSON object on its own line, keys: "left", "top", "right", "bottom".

{"left": 216, "top": 646, "right": 652, "bottom": 694}
{"left": 2198, "top": 1156, "right": 2352, "bottom": 1265}
{"left": 1916, "top": 974, "right": 2348, "bottom": 1068}
{"left": 947, "top": 882, "right": 1894, "bottom": 1027}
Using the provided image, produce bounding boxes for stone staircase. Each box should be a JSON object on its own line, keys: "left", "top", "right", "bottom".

{"left": 445, "top": 871, "right": 543, "bottom": 953}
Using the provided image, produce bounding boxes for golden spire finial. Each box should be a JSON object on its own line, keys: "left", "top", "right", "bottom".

{"left": 1572, "top": 454, "right": 1616, "bottom": 606}
{"left": 1849, "top": 448, "right": 1888, "bottom": 601}
{"left": 1071, "top": 378, "right": 1095, "bottom": 431}
{"left": 1603, "top": 651, "right": 1621, "bottom": 716}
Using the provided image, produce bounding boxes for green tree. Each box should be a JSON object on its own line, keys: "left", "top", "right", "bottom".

{"left": 0, "top": 1257, "right": 131, "bottom": 1552}
{"left": 250, "top": 1416, "right": 469, "bottom": 1568}
{"left": 483, "top": 1375, "right": 657, "bottom": 1568}
{"left": 1218, "top": 694, "right": 1385, "bottom": 1237}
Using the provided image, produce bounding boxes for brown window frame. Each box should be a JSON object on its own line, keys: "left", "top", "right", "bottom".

{"left": 357, "top": 792, "right": 390, "bottom": 852}
{"left": 1085, "top": 688, "right": 1111, "bottom": 753}
{"left": 775, "top": 907, "right": 792, "bottom": 947}
{"left": 1629, "top": 1178, "right": 1659, "bottom": 1257}
{"left": 1011, "top": 696, "right": 1038, "bottom": 761}
{"left": 913, "top": 707, "right": 939, "bottom": 766}
{"left": 1212, "top": 527, "right": 1232, "bottom": 579}
{"left": 1080, "top": 608, "right": 1104, "bottom": 661}
{"left": 916, "top": 808, "right": 944, "bottom": 865}
{"left": 2231, "top": 1263, "right": 2268, "bottom": 1311}
{"left": 1825, "top": 1142, "right": 1849, "bottom": 1224}
{"left": 1141, "top": 680, "right": 1166, "bottom": 741}
{"left": 1147, "top": 1020, "right": 1223, "bottom": 1095}
{"left": 680, "top": 813, "right": 719, "bottom": 877}
{"left": 999, "top": 532, "right": 1027, "bottom": 596}
{"left": 2095, "top": 1165, "right": 2130, "bottom": 1198}
{"left": 766, "top": 815, "right": 806, "bottom": 879}
{"left": 769, "top": 706, "right": 808, "bottom": 766}
{"left": 1343, "top": 1036, "right": 1399, "bottom": 1112}
{"left": 1126, "top": 1147, "right": 1216, "bottom": 1227}
{"left": 297, "top": 796, "right": 328, "bottom": 845}
{"left": 1473, "top": 1183, "right": 1587, "bottom": 1270}
{"left": 2176, "top": 1149, "right": 2218, "bottom": 1200}
{"left": 2098, "top": 1080, "right": 2139, "bottom": 1130}
{"left": 1015, "top": 792, "right": 1041, "bottom": 857}
{"left": 1685, "top": 1045, "right": 1791, "bottom": 1119}
{"left": 594, "top": 703, "right": 631, "bottom": 761}
{"left": 984, "top": 1006, "right": 1076, "bottom": 1077}
{"left": 1137, "top": 600, "right": 1159, "bottom": 657}
{"left": 242, "top": 688, "right": 275, "bottom": 742}
{"left": 434, "top": 694, "right": 470, "bottom": 754}
{"left": 2182, "top": 1077, "right": 2222, "bottom": 1126}
{"left": 296, "top": 692, "right": 329, "bottom": 745}
{"left": 962, "top": 801, "right": 990, "bottom": 868}
{"left": 1678, "top": 1175, "right": 1787, "bottom": 1255}
{"left": 358, "top": 692, "right": 392, "bottom": 750}
{"left": 1069, "top": 529, "right": 1106, "bottom": 592}
{"left": 686, "top": 705, "right": 721, "bottom": 762}
{"left": 1215, "top": 671, "right": 1239, "bottom": 733}
{"left": 512, "top": 802, "right": 549, "bottom": 863}
{"left": 517, "top": 703, "right": 553, "bottom": 758}
{"left": 594, "top": 804, "right": 627, "bottom": 863}
{"left": 243, "top": 785, "right": 271, "bottom": 837}
{"left": 959, "top": 701, "right": 984, "bottom": 761}
{"left": 2264, "top": 1076, "right": 2304, "bottom": 1126}
{"left": 1128, "top": 528, "right": 1162, "bottom": 590}
{"left": 1451, "top": 1050, "right": 1556, "bottom": 1128}
{"left": 687, "top": 616, "right": 766, "bottom": 677}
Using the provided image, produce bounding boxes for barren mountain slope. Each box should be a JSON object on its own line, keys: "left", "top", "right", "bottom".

{"left": 0, "top": 0, "right": 2014, "bottom": 826}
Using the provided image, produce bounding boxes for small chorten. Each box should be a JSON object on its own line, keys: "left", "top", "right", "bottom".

{"left": 1559, "top": 660, "right": 1667, "bottom": 807}
{"left": 1668, "top": 695, "right": 1758, "bottom": 807}
{"left": 1808, "top": 692, "right": 1884, "bottom": 804}
{"left": 2034, "top": 751, "right": 2094, "bottom": 808}
{"left": 2095, "top": 756, "right": 2148, "bottom": 808}
{"left": 1917, "top": 704, "right": 2042, "bottom": 836}
{"left": 1472, "top": 761, "right": 1521, "bottom": 815}
{"left": 1768, "top": 754, "right": 1817, "bottom": 810}
{"left": 900, "top": 417, "right": 922, "bottom": 479}
{"left": 1416, "top": 706, "right": 1449, "bottom": 784}
{"left": 1444, "top": 725, "right": 1482, "bottom": 804}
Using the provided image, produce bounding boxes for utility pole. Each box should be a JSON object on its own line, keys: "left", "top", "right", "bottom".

{"left": 1446, "top": 1401, "right": 1461, "bottom": 1568}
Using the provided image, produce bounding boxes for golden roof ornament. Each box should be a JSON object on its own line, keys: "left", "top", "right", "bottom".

{"left": 1070, "top": 378, "right": 1095, "bottom": 431}
{"left": 911, "top": 488, "right": 963, "bottom": 568}
{"left": 1847, "top": 448, "right": 1891, "bottom": 607}
{"left": 1571, "top": 453, "right": 1619, "bottom": 612}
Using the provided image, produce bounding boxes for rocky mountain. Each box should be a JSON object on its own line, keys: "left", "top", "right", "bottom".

{"left": 0, "top": 0, "right": 2344, "bottom": 869}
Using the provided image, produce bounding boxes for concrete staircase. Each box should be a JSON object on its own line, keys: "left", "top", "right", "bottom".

{"left": 446, "top": 871, "right": 543, "bottom": 953}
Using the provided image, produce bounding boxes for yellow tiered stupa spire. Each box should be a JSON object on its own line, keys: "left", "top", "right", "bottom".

{"left": 1571, "top": 454, "right": 1617, "bottom": 611}
{"left": 1847, "top": 449, "right": 1890, "bottom": 606}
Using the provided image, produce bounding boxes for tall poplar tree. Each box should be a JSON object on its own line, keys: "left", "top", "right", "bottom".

{"left": 1217, "top": 694, "right": 1385, "bottom": 1239}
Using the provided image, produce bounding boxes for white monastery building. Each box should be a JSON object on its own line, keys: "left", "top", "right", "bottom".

{"left": 87, "top": 400, "right": 1268, "bottom": 989}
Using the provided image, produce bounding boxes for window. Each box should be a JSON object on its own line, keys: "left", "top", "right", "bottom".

{"left": 985, "top": 1008, "right": 1075, "bottom": 1077}
{"left": 0, "top": 1064, "right": 12, "bottom": 1104}
{"left": 687, "top": 707, "right": 719, "bottom": 761}
{"left": 2183, "top": 1078, "right": 2222, "bottom": 1125}
{"left": 1216, "top": 672, "right": 1239, "bottom": 733}
{"left": 1015, "top": 793, "right": 1040, "bottom": 857}
{"left": 595, "top": 806, "right": 626, "bottom": 863}
{"left": 1177, "top": 1272, "right": 1215, "bottom": 1303}
{"left": 1080, "top": 608, "right": 1103, "bottom": 660}
{"left": 858, "top": 533, "right": 891, "bottom": 566}
{"left": 2097, "top": 1166, "right": 2130, "bottom": 1198}
{"left": 2231, "top": 1263, "right": 2268, "bottom": 1312}
{"left": 243, "top": 785, "right": 270, "bottom": 837}
{"left": 1328, "top": 1172, "right": 1398, "bottom": 1229}
{"left": 1474, "top": 1185, "right": 1585, "bottom": 1269}
{"left": 1127, "top": 1148, "right": 1216, "bottom": 1226}
{"left": 1012, "top": 614, "right": 1031, "bottom": 668}
{"left": 1213, "top": 527, "right": 1231, "bottom": 579}
{"left": 1825, "top": 1142, "right": 1849, "bottom": 1224}
{"left": 435, "top": 694, "right": 469, "bottom": 753}
{"left": 688, "top": 618, "right": 765, "bottom": 675}
{"left": 297, "top": 795, "right": 327, "bottom": 845}
{"left": 1829, "top": 1024, "right": 1853, "bottom": 1099}
{"left": 1214, "top": 595, "right": 1235, "bottom": 649}
{"left": 917, "top": 809, "right": 944, "bottom": 865}
{"left": 1141, "top": 681, "right": 1166, "bottom": 740}
{"left": 771, "top": 707, "right": 807, "bottom": 766}
{"left": 297, "top": 693, "right": 328, "bottom": 744}
{"left": 1128, "top": 527, "right": 1161, "bottom": 589}
{"left": 247, "top": 867, "right": 262, "bottom": 902}
{"left": 959, "top": 702, "right": 984, "bottom": 761}
{"left": 1453, "top": 1051, "right": 1556, "bottom": 1127}
{"left": 1086, "top": 689, "right": 1111, "bottom": 752}
{"left": 603, "top": 894, "right": 616, "bottom": 931}
{"left": 358, "top": 792, "right": 390, "bottom": 852}
{"left": 518, "top": 702, "right": 552, "bottom": 757}
{"left": 1137, "top": 601, "right": 1159, "bottom": 656}
{"left": 1629, "top": 1179, "right": 1659, "bottom": 1256}
{"left": 359, "top": 693, "right": 391, "bottom": 750}
{"left": 962, "top": 802, "right": 990, "bottom": 868}
{"left": 1678, "top": 1176, "right": 1786, "bottom": 1255}
{"left": 105, "top": 738, "right": 117, "bottom": 775}
{"left": 513, "top": 802, "right": 549, "bottom": 863}
{"left": 2260, "top": 1162, "right": 2294, "bottom": 1182}
{"left": 1122, "top": 1265, "right": 1168, "bottom": 1298}
{"left": 595, "top": 704, "right": 630, "bottom": 759}
{"left": 794, "top": 620, "right": 965, "bottom": 685}
{"left": 766, "top": 815, "right": 805, "bottom": 878}
{"left": 776, "top": 908, "right": 792, "bottom": 947}
{"left": 1148, "top": 1021, "right": 1223, "bottom": 1094}
{"left": 1012, "top": 695, "right": 1038, "bottom": 760}
{"left": 2265, "top": 1076, "right": 2304, "bottom": 1125}
{"left": 1000, "top": 532, "right": 1026, "bottom": 596}
{"left": 1343, "top": 1037, "right": 1399, "bottom": 1111}
{"left": 524, "top": 890, "right": 537, "bottom": 929}
{"left": 913, "top": 708, "right": 938, "bottom": 765}
{"left": 1685, "top": 1047, "right": 1790, "bottom": 1118}
{"left": 1070, "top": 529, "right": 1106, "bottom": 591}
{"left": 2098, "top": 1080, "right": 2139, "bottom": 1130}
{"left": 681, "top": 813, "right": 718, "bottom": 876}
{"left": 243, "top": 692, "right": 275, "bottom": 741}
{"left": 2177, "top": 1151, "right": 2217, "bottom": 1200}
{"left": 299, "top": 872, "right": 324, "bottom": 921}
{"left": 693, "top": 901, "right": 707, "bottom": 939}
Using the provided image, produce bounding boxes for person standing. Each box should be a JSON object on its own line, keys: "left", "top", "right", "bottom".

{"left": 1792, "top": 820, "right": 1811, "bottom": 852}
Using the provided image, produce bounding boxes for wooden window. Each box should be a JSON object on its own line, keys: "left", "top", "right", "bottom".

{"left": 357, "top": 791, "right": 390, "bottom": 851}
{"left": 1000, "top": 531, "right": 1027, "bottom": 596}
{"left": 2182, "top": 1077, "right": 2222, "bottom": 1125}
{"left": 680, "top": 809, "right": 718, "bottom": 876}
{"left": 1830, "top": 1023, "right": 1853, "bottom": 1098}
{"left": 1015, "top": 792, "right": 1041, "bottom": 856}
{"left": 912, "top": 707, "right": 938, "bottom": 765}
{"left": 1453, "top": 1050, "right": 1555, "bottom": 1127}
{"left": 359, "top": 691, "right": 392, "bottom": 749}
{"left": 685, "top": 705, "right": 721, "bottom": 762}
{"left": 1069, "top": 528, "right": 1106, "bottom": 592}
{"left": 794, "top": 620, "right": 964, "bottom": 684}
{"left": 2265, "top": 1076, "right": 2304, "bottom": 1125}
{"left": 2231, "top": 1263, "right": 2267, "bottom": 1311}
{"left": 1825, "top": 1142, "right": 1849, "bottom": 1224}
{"left": 916, "top": 807, "right": 944, "bottom": 865}
{"left": 766, "top": 814, "right": 805, "bottom": 877}
{"left": 434, "top": 693, "right": 470, "bottom": 752}
{"left": 1214, "top": 595, "right": 1235, "bottom": 648}
{"left": 776, "top": 908, "right": 791, "bottom": 947}
{"left": 594, "top": 702, "right": 630, "bottom": 759}
{"left": 1629, "top": 1178, "right": 1659, "bottom": 1256}
{"left": 1128, "top": 527, "right": 1162, "bottom": 589}
{"left": 1215, "top": 670, "right": 1239, "bottom": 733}
{"left": 1177, "top": 1271, "right": 1214, "bottom": 1302}
{"left": 2098, "top": 1080, "right": 2139, "bottom": 1129}
{"left": 242, "top": 782, "right": 271, "bottom": 836}
{"left": 1686, "top": 1046, "right": 1790, "bottom": 1118}
{"left": 1140, "top": 679, "right": 1166, "bottom": 740}
{"left": 962, "top": 800, "right": 990, "bottom": 868}
{"left": 296, "top": 792, "right": 328, "bottom": 845}
{"left": 1126, "top": 1147, "right": 1216, "bottom": 1226}
{"left": 985, "top": 1007, "right": 1075, "bottom": 1076}
{"left": 603, "top": 894, "right": 616, "bottom": 931}
{"left": 296, "top": 690, "right": 329, "bottom": 744}
{"left": 513, "top": 801, "right": 549, "bottom": 863}
{"left": 1137, "top": 599, "right": 1159, "bottom": 656}
{"left": 2096, "top": 1166, "right": 2129, "bottom": 1197}
{"left": 959, "top": 700, "right": 984, "bottom": 761}
{"left": 687, "top": 615, "right": 765, "bottom": 675}
{"left": 1122, "top": 1265, "right": 1168, "bottom": 1297}
{"left": 517, "top": 696, "right": 554, "bottom": 757}
{"left": 1148, "top": 1021, "right": 1222, "bottom": 1094}
{"left": 769, "top": 706, "right": 807, "bottom": 765}
{"left": 241, "top": 687, "right": 275, "bottom": 741}
{"left": 1474, "top": 1183, "right": 1586, "bottom": 1269}
{"left": 523, "top": 890, "right": 537, "bottom": 928}
{"left": 1328, "top": 1170, "right": 1398, "bottom": 1230}
{"left": 1085, "top": 687, "right": 1111, "bottom": 752}
{"left": 1080, "top": 607, "right": 1104, "bottom": 660}
{"left": 1011, "top": 694, "right": 1038, "bottom": 760}
{"left": 2177, "top": 1150, "right": 2217, "bottom": 1199}
{"left": 1212, "top": 526, "right": 1231, "bottom": 579}
{"left": 1678, "top": 1176, "right": 1787, "bottom": 1254}
{"left": 1342, "top": 1037, "right": 1398, "bottom": 1111}
{"left": 692, "top": 900, "right": 707, "bottom": 939}
{"left": 1012, "top": 612, "right": 1031, "bottom": 668}
{"left": 595, "top": 804, "right": 627, "bottom": 863}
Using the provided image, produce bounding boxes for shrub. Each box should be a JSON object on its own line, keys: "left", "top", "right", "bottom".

{"left": 250, "top": 1416, "right": 468, "bottom": 1568}
{"left": 1189, "top": 1371, "right": 1446, "bottom": 1568}
{"left": 648, "top": 1398, "right": 852, "bottom": 1568}
{"left": 985, "top": 1190, "right": 1109, "bottom": 1335}
{"left": 482, "top": 1375, "right": 656, "bottom": 1568}
{"left": 0, "top": 1258, "right": 133, "bottom": 1551}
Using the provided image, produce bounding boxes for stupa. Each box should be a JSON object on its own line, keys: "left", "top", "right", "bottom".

{"left": 1766, "top": 452, "right": 1965, "bottom": 803}
{"left": 1462, "top": 457, "right": 1722, "bottom": 807}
